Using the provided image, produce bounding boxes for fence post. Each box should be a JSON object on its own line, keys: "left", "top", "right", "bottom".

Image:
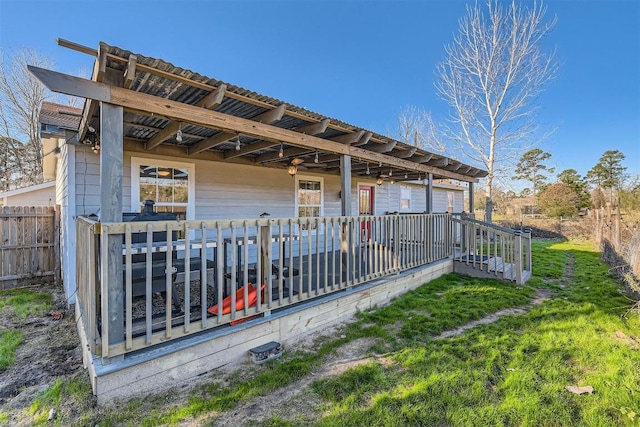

{"left": 614, "top": 205, "right": 621, "bottom": 249}
{"left": 54, "top": 205, "right": 61, "bottom": 288}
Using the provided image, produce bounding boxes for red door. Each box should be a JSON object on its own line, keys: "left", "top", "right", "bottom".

{"left": 359, "top": 185, "right": 374, "bottom": 241}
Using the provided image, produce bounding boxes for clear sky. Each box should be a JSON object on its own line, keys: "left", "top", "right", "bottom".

{"left": 1, "top": 0, "right": 638, "bottom": 190}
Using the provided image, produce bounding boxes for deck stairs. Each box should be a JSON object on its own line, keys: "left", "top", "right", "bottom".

{"left": 451, "top": 216, "right": 532, "bottom": 284}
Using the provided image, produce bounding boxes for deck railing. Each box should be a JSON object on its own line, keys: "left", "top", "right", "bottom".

{"left": 75, "top": 213, "right": 452, "bottom": 358}
{"left": 451, "top": 215, "right": 532, "bottom": 283}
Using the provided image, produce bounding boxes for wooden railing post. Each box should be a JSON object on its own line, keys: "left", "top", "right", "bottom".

{"left": 514, "top": 230, "right": 523, "bottom": 284}
{"left": 259, "top": 214, "right": 272, "bottom": 310}
{"left": 523, "top": 227, "right": 532, "bottom": 272}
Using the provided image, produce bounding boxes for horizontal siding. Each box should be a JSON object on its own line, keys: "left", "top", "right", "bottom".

{"left": 74, "top": 152, "right": 464, "bottom": 219}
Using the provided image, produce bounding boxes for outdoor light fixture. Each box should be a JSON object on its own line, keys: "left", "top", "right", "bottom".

{"left": 404, "top": 172, "right": 408, "bottom": 179}
{"left": 389, "top": 168, "right": 393, "bottom": 177}
{"left": 376, "top": 172, "right": 383, "bottom": 186}
{"left": 278, "top": 143, "right": 284, "bottom": 158}
{"left": 366, "top": 163, "right": 370, "bottom": 175}
{"left": 176, "top": 123, "right": 183, "bottom": 143}
{"left": 235, "top": 135, "right": 241, "bottom": 151}
{"left": 314, "top": 151, "right": 319, "bottom": 163}
{"left": 390, "top": 179, "right": 396, "bottom": 185}
{"left": 288, "top": 165, "right": 298, "bottom": 177}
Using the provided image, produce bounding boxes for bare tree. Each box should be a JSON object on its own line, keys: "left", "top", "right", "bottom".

{"left": 434, "top": 0, "right": 558, "bottom": 222}
{"left": 0, "top": 47, "right": 55, "bottom": 188}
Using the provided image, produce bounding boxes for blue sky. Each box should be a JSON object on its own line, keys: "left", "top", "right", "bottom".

{"left": 1, "top": 0, "right": 638, "bottom": 189}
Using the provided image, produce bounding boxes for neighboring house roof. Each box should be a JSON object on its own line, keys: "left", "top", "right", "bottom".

{"left": 59, "top": 40, "right": 487, "bottom": 182}
{"left": 0, "top": 181, "right": 55, "bottom": 205}
{"left": 40, "top": 102, "right": 81, "bottom": 137}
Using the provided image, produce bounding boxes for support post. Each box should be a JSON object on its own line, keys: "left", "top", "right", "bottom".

{"left": 468, "top": 181, "right": 475, "bottom": 215}
{"left": 340, "top": 155, "right": 352, "bottom": 284}
{"left": 100, "top": 103, "right": 124, "bottom": 351}
{"left": 425, "top": 173, "right": 433, "bottom": 214}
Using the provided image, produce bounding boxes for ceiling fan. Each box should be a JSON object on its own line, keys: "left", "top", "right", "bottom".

{"left": 286, "top": 156, "right": 327, "bottom": 176}
{"left": 290, "top": 157, "right": 327, "bottom": 169}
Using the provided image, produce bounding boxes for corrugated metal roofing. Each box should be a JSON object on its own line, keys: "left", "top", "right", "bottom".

{"left": 76, "top": 42, "right": 487, "bottom": 180}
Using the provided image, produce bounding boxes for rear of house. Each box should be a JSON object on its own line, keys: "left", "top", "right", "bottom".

{"left": 33, "top": 40, "right": 530, "bottom": 403}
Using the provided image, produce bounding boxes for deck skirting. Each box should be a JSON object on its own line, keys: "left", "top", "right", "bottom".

{"left": 78, "top": 259, "right": 452, "bottom": 404}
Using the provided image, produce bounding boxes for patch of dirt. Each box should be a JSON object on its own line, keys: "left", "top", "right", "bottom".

{"left": 0, "top": 283, "right": 83, "bottom": 407}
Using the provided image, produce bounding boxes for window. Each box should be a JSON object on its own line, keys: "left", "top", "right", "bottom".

{"left": 400, "top": 186, "right": 411, "bottom": 210}
{"left": 295, "top": 176, "right": 323, "bottom": 231}
{"left": 131, "top": 157, "right": 195, "bottom": 220}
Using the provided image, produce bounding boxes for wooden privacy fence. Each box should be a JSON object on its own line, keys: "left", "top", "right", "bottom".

{"left": 0, "top": 206, "right": 60, "bottom": 288}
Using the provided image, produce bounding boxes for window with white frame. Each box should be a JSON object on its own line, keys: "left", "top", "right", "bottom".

{"left": 295, "top": 175, "right": 323, "bottom": 231}
{"left": 131, "top": 157, "right": 195, "bottom": 220}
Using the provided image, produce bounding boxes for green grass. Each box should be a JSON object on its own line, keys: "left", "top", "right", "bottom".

{"left": 0, "top": 288, "right": 53, "bottom": 372}
{"left": 0, "top": 288, "right": 53, "bottom": 320}
{"left": 309, "top": 241, "right": 640, "bottom": 426}
{"left": 0, "top": 329, "right": 23, "bottom": 371}
{"left": 26, "top": 240, "right": 640, "bottom": 426}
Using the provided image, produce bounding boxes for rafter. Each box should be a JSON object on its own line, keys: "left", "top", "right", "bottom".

{"left": 188, "top": 131, "right": 236, "bottom": 155}
{"left": 368, "top": 140, "right": 397, "bottom": 153}
{"left": 295, "top": 118, "right": 330, "bottom": 135}
{"left": 145, "top": 121, "right": 182, "bottom": 150}
{"left": 352, "top": 131, "right": 372, "bottom": 147}
{"left": 252, "top": 104, "right": 286, "bottom": 124}
{"left": 412, "top": 154, "right": 433, "bottom": 163}
{"left": 390, "top": 147, "right": 417, "bottom": 159}
{"left": 331, "top": 130, "right": 364, "bottom": 144}
{"left": 428, "top": 158, "right": 449, "bottom": 167}
{"left": 224, "top": 140, "right": 275, "bottom": 159}
{"left": 123, "top": 55, "right": 137, "bottom": 89}
{"left": 200, "top": 83, "right": 227, "bottom": 109}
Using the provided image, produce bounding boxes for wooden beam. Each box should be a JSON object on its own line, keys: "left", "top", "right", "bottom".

{"left": 368, "top": 140, "right": 397, "bottom": 153}
{"left": 28, "top": 66, "right": 477, "bottom": 182}
{"left": 224, "top": 140, "right": 275, "bottom": 159}
{"left": 428, "top": 157, "right": 449, "bottom": 167}
{"left": 200, "top": 83, "right": 227, "bottom": 109}
{"left": 252, "top": 104, "right": 286, "bottom": 124}
{"left": 145, "top": 121, "right": 181, "bottom": 150}
{"left": 412, "top": 154, "right": 433, "bottom": 164}
{"left": 295, "top": 118, "right": 329, "bottom": 135}
{"left": 331, "top": 130, "right": 364, "bottom": 144}
{"left": 188, "top": 131, "right": 235, "bottom": 155}
{"left": 352, "top": 131, "right": 372, "bottom": 147}
{"left": 77, "top": 45, "right": 110, "bottom": 143}
{"left": 391, "top": 147, "right": 417, "bottom": 159}
{"left": 123, "top": 55, "right": 137, "bottom": 89}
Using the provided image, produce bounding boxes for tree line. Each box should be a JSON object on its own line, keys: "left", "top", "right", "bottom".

{"left": 490, "top": 148, "right": 637, "bottom": 218}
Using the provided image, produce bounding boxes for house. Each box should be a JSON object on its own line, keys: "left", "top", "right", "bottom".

{"left": 33, "top": 40, "right": 530, "bottom": 403}
{"left": 0, "top": 180, "right": 55, "bottom": 207}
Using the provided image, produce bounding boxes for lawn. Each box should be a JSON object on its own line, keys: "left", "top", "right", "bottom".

{"left": 3, "top": 240, "right": 639, "bottom": 426}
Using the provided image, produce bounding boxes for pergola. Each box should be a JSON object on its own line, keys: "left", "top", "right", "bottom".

{"left": 31, "top": 39, "right": 487, "bottom": 223}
